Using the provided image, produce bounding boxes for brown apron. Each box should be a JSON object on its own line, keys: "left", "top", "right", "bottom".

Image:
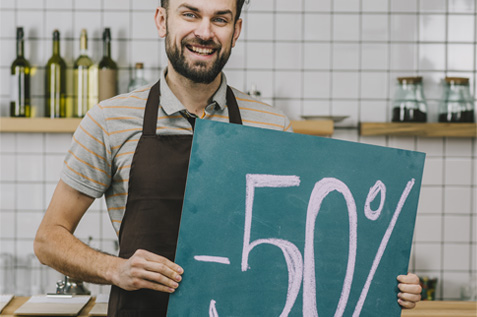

{"left": 107, "top": 80, "right": 242, "bottom": 317}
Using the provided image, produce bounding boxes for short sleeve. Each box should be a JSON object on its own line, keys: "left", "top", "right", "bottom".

{"left": 61, "top": 105, "right": 112, "bottom": 198}
{"left": 283, "top": 115, "right": 293, "bottom": 132}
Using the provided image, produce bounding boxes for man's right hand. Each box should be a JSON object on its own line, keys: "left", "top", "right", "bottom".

{"left": 115, "top": 249, "right": 184, "bottom": 293}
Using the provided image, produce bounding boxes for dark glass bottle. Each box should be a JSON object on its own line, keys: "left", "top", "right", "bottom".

{"left": 98, "top": 28, "right": 118, "bottom": 101}
{"left": 391, "top": 77, "right": 428, "bottom": 122}
{"left": 45, "top": 30, "right": 67, "bottom": 118}
{"left": 10, "top": 27, "right": 31, "bottom": 117}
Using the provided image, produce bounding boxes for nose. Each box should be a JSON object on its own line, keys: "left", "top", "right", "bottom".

{"left": 194, "top": 19, "right": 214, "bottom": 41}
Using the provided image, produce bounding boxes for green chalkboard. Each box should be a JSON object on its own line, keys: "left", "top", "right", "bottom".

{"left": 167, "top": 120, "right": 425, "bottom": 316}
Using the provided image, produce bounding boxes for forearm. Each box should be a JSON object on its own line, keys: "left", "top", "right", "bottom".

{"left": 34, "top": 223, "right": 122, "bottom": 286}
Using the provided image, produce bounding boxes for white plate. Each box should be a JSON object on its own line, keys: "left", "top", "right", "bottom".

{"left": 300, "top": 115, "right": 349, "bottom": 123}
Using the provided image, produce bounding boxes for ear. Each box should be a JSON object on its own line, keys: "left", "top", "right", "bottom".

{"left": 231, "top": 18, "right": 242, "bottom": 48}
{"left": 155, "top": 7, "right": 167, "bottom": 38}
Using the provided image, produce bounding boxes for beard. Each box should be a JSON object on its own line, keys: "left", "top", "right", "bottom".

{"left": 165, "top": 33, "right": 232, "bottom": 84}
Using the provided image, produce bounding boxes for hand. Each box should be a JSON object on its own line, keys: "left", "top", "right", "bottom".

{"left": 114, "top": 249, "right": 184, "bottom": 293}
{"left": 397, "top": 273, "right": 422, "bottom": 309}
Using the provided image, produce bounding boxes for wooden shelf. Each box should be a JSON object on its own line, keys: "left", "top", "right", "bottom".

{"left": 360, "top": 122, "right": 477, "bottom": 138}
{"left": 0, "top": 117, "right": 82, "bottom": 133}
{"left": 290, "top": 120, "right": 334, "bottom": 136}
{"left": 0, "top": 118, "right": 334, "bottom": 136}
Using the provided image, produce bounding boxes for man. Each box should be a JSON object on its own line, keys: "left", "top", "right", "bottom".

{"left": 34, "top": 0, "right": 422, "bottom": 315}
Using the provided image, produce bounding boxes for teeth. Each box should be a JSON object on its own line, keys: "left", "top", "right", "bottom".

{"left": 190, "top": 46, "right": 214, "bottom": 55}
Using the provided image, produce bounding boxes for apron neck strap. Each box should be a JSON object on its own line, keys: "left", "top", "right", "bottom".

{"left": 143, "top": 81, "right": 161, "bottom": 136}
{"left": 226, "top": 86, "right": 243, "bottom": 125}
{"left": 143, "top": 80, "right": 243, "bottom": 135}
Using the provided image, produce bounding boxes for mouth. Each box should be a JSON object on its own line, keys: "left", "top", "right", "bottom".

{"left": 186, "top": 45, "right": 217, "bottom": 56}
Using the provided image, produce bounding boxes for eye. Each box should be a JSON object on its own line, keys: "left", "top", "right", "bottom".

{"left": 213, "top": 17, "right": 228, "bottom": 24}
{"left": 183, "top": 12, "right": 197, "bottom": 19}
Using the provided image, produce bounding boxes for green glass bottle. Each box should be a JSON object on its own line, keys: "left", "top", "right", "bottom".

{"left": 98, "top": 28, "right": 118, "bottom": 101}
{"left": 45, "top": 30, "right": 67, "bottom": 118}
{"left": 73, "top": 29, "right": 94, "bottom": 118}
{"left": 10, "top": 27, "right": 31, "bottom": 117}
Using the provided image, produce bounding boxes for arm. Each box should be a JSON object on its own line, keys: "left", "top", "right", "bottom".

{"left": 34, "top": 180, "right": 183, "bottom": 293}
{"left": 397, "top": 273, "right": 422, "bottom": 309}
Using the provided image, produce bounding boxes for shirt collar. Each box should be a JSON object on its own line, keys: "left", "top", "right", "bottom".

{"left": 159, "top": 67, "right": 228, "bottom": 116}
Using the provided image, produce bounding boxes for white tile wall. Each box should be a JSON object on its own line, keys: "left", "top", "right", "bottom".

{"left": 0, "top": 0, "right": 476, "bottom": 300}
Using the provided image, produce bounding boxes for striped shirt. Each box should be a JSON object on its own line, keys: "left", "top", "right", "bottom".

{"left": 61, "top": 69, "right": 292, "bottom": 235}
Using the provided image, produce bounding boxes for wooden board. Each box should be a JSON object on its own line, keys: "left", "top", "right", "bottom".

{"left": 14, "top": 295, "right": 91, "bottom": 316}
{"left": 0, "top": 118, "right": 82, "bottom": 133}
{"left": 360, "top": 122, "right": 477, "bottom": 138}
{"left": 87, "top": 294, "right": 108, "bottom": 316}
{"left": 0, "top": 118, "right": 334, "bottom": 136}
{"left": 290, "top": 119, "right": 334, "bottom": 136}
{"left": 1, "top": 297, "right": 97, "bottom": 317}
{"left": 401, "top": 301, "right": 477, "bottom": 317}
{"left": 0, "top": 295, "right": 14, "bottom": 313}
{"left": 87, "top": 303, "right": 107, "bottom": 316}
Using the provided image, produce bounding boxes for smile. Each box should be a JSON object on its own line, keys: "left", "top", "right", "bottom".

{"left": 187, "top": 45, "right": 216, "bottom": 56}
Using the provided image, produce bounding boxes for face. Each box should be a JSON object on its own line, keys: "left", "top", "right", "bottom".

{"left": 156, "top": 0, "right": 242, "bottom": 84}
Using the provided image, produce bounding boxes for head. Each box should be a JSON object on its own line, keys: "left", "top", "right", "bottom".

{"left": 155, "top": 0, "right": 244, "bottom": 84}
{"left": 161, "top": 0, "right": 247, "bottom": 22}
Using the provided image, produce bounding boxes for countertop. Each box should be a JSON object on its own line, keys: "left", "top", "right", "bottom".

{"left": 401, "top": 300, "right": 477, "bottom": 317}
{"left": 1, "top": 297, "right": 475, "bottom": 316}
{"left": 0, "top": 296, "right": 102, "bottom": 316}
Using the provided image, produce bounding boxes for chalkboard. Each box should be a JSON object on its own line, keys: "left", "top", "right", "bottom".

{"left": 167, "top": 120, "right": 425, "bottom": 317}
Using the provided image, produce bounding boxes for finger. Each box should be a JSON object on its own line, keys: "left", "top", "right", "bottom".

{"left": 139, "top": 269, "right": 180, "bottom": 289}
{"left": 397, "top": 273, "right": 419, "bottom": 284}
{"left": 138, "top": 249, "right": 184, "bottom": 274}
{"left": 398, "top": 282, "right": 422, "bottom": 295}
{"left": 398, "top": 298, "right": 417, "bottom": 309}
{"left": 144, "top": 261, "right": 183, "bottom": 283}
{"left": 398, "top": 291, "right": 421, "bottom": 303}
{"left": 133, "top": 278, "right": 178, "bottom": 293}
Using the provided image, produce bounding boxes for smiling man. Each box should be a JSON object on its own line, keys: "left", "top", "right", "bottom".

{"left": 34, "top": 0, "right": 421, "bottom": 316}
{"left": 163, "top": 1, "right": 236, "bottom": 85}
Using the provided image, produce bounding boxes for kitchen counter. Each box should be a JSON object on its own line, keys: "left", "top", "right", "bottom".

{"left": 1, "top": 297, "right": 475, "bottom": 316}
{"left": 0, "top": 296, "right": 102, "bottom": 316}
{"left": 401, "top": 300, "right": 477, "bottom": 317}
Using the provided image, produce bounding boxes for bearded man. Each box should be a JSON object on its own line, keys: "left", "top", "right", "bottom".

{"left": 34, "top": 1, "right": 421, "bottom": 316}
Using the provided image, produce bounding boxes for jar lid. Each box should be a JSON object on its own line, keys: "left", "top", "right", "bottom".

{"left": 445, "top": 77, "right": 469, "bottom": 85}
{"left": 397, "top": 76, "right": 422, "bottom": 84}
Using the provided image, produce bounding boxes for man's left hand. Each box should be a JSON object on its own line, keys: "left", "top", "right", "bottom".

{"left": 397, "top": 273, "right": 422, "bottom": 309}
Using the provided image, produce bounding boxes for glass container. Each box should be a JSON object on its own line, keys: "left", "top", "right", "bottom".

{"left": 391, "top": 76, "right": 428, "bottom": 122}
{"left": 438, "top": 77, "right": 475, "bottom": 123}
{"left": 128, "top": 63, "right": 148, "bottom": 92}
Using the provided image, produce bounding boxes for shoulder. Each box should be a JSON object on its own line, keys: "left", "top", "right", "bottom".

{"left": 230, "top": 87, "right": 292, "bottom": 132}
{"left": 99, "top": 85, "right": 152, "bottom": 109}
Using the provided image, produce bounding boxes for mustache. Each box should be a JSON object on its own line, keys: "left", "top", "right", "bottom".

{"left": 181, "top": 37, "right": 221, "bottom": 50}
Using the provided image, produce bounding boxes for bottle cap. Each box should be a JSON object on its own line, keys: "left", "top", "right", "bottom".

{"left": 16, "top": 27, "right": 24, "bottom": 40}
{"left": 103, "top": 28, "right": 111, "bottom": 41}
{"left": 80, "top": 29, "right": 88, "bottom": 50}
{"left": 135, "top": 63, "right": 144, "bottom": 69}
{"left": 53, "top": 29, "right": 60, "bottom": 41}
{"left": 445, "top": 77, "right": 469, "bottom": 85}
{"left": 397, "top": 76, "right": 422, "bottom": 84}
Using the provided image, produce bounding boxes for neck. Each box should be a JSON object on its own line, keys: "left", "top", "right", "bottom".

{"left": 165, "top": 64, "right": 222, "bottom": 117}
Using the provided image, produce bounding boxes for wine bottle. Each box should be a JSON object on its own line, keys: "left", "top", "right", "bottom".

{"left": 45, "top": 30, "right": 67, "bottom": 118}
{"left": 98, "top": 28, "right": 118, "bottom": 101}
{"left": 128, "top": 63, "right": 148, "bottom": 92}
{"left": 73, "top": 29, "right": 94, "bottom": 117}
{"left": 10, "top": 27, "right": 31, "bottom": 117}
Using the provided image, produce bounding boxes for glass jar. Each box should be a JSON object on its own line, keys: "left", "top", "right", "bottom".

{"left": 438, "top": 77, "right": 475, "bottom": 123}
{"left": 391, "top": 76, "right": 428, "bottom": 122}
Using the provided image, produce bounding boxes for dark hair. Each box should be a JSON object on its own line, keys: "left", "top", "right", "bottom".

{"left": 161, "top": 0, "right": 247, "bottom": 22}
